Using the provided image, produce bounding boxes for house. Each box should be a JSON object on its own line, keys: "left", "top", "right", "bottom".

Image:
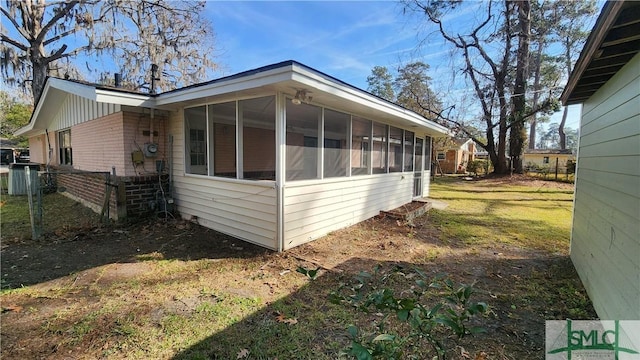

{"left": 522, "top": 149, "right": 575, "bottom": 173}
{"left": 561, "top": 1, "right": 640, "bottom": 320}
{"left": 434, "top": 138, "right": 476, "bottom": 174}
{"left": 17, "top": 60, "right": 448, "bottom": 251}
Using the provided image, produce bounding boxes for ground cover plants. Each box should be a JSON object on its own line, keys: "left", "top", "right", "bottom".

{"left": 0, "top": 175, "right": 595, "bottom": 359}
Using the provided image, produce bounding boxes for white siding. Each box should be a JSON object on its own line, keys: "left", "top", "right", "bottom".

{"left": 168, "top": 110, "right": 279, "bottom": 250}
{"left": 50, "top": 94, "right": 121, "bottom": 131}
{"left": 571, "top": 53, "right": 640, "bottom": 320}
{"left": 283, "top": 173, "right": 413, "bottom": 249}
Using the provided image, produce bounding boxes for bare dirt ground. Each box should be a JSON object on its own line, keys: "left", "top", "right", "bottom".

{"left": 0, "top": 176, "right": 594, "bottom": 359}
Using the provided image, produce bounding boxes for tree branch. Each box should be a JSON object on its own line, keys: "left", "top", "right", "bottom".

{"left": 35, "top": 1, "right": 80, "bottom": 45}
{"left": 0, "top": 33, "right": 28, "bottom": 52}
{"left": 0, "top": 5, "right": 31, "bottom": 41}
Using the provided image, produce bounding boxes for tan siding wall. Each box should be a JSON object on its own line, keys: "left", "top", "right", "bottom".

{"left": 571, "top": 53, "right": 640, "bottom": 320}
{"left": 283, "top": 174, "right": 413, "bottom": 249}
{"left": 28, "top": 135, "right": 47, "bottom": 164}
{"left": 168, "top": 110, "right": 278, "bottom": 250}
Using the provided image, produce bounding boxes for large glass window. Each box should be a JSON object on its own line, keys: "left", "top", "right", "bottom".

{"left": 425, "top": 136, "right": 432, "bottom": 172}
{"left": 59, "top": 129, "right": 72, "bottom": 165}
{"left": 240, "top": 96, "right": 276, "bottom": 180}
{"left": 372, "top": 123, "right": 387, "bottom": 174}
{"left": 324, "top": 109, "right": 349, "bottom": 178}
{"left": 388, "top": 126, "right": 403, "bottom": 173}
{"left": 286, "top": 102, "right": 320, "bottom": 181}
{"left": 351, "top": 117, "right": 371, "bottom": 175}
{"left": 209, "top": 102, "right": 236, "bottom": 178}
{"left": 185, "top": 106, "right": 207, "bottom": 175}
{"left": 404, "top": 130, "right": 415, "bottom": 172}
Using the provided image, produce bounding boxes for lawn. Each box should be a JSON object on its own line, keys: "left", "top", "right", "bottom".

{"left": 0, "top": 175, "right": 595, "bottom": 359}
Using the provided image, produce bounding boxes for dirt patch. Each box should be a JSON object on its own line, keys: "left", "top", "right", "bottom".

{"left": 0, "top": 177, "right": 595, "bottom": 359}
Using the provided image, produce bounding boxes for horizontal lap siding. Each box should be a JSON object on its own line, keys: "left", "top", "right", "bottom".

{"left": 168, "top": 110, "right": 278, "bottom": 250}
{"left": 571, "top": 53, "right": 640, "bottom": 320}
{"left": 283, "top": 174, "right": 413, "bottom": 249}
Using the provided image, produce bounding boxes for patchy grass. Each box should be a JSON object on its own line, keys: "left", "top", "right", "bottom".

{"left": 429, "top": 176, "right": 574, "bottom": 253}
{"left": 0, "top": 175, "right": 594, "bottom": 359}
{"left": 0, "top": 191, "right": 100, "bottom": 243}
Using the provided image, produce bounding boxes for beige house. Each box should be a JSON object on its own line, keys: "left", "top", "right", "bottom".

{"left": 434, "top": 138, "right": 476, "bottom": 174}
{"left": 523, "top": 149, "right": 575, "bottom": 172}
{"left": 561, "top": 1, "right": 639, "bottom": 320}
{"left": 17, "top": 61, "right": 448, "bottom": 251}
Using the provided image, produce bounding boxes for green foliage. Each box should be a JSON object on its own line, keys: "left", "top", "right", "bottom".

{"left": 466, "top": 160, "right": 488, "bottom": 176}
{"left": 0, "top": 91, "right": 31, "bottom": 146}
{"left": 331, "top": 267, "right": 488, "bottom": 359}
{"left": 296, "top": 266, "right": 321, "bottom": 280}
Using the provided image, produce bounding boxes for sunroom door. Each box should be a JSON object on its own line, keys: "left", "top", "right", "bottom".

{"left": 413, "top": 137, "right": 424, "bottom": 198}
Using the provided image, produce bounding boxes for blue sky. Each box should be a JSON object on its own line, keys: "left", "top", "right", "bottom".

{"left": 206, "top": 1, "right": 590, "bottom": 132}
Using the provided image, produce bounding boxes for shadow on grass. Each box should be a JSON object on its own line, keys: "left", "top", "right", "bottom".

{"left": 0, "top": 217, "right": 270, "bottom": 288}
{"left": 169, "top": 254, "right": 595, "bottom": 359}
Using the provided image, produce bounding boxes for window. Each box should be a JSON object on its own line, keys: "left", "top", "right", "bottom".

{"left": 241, "top": 96, "right": 276, "bottom": 180}
{"left": 185, "top": 106, "right": 207, "bottom": 175}
{"left": 388, "top": 126, "right": 403, "bottom": 173}
{"left": 403, "top": 130, "right": 414, "bottom": 172}
{"left": 425, "top": 136, "right": 432, "bottom": 171}
{"left": 543, "top": 156, "right": 549, "bottom": 164}
{"left": 209, "top": 102, "right": 236, "bottom": 178}
{"left": 437, "top": 152, "right": 445, "bottom": 161}
{"left": 58, "top": 129, "right": 72, "bottom": 165}
{"left": 286, "top": 101, "right": 320, "bottom": 181}
{"left": 372, "top": 122, "right": 387, "bottom": 174}
{"left": 351, "top": 117, "right": 371, "bottom": 175}
{"left": 324, "top": 109, "right": 349, "bottom": 178}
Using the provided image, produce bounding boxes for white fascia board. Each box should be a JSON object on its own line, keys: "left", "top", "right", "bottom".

{"left": 155, "top": 66, "right": 294, "bottom": 106}
{"left": 94, "top": 90, "right": 154, "bottom": 107}
{"left": 290, "top": 64, "right": 449, "bottom": 136}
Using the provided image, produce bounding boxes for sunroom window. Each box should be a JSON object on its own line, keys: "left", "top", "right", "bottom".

{"left": 286, "top": 101, "right": 320, "bottom": 181}
{"left": 388, "top": 126, "right": 403, "bottom": 173}
{"left": 210, "top": 101, "right": 236, "bottom": 178}
{"left": 372, "top": 122, "right": 387, "bottom": 174}
{"left": 351, "top": 117, "right": 371, "bottom": 175}
{"left": 404, "top": 130, "right": 415, "bottom": 172}
{"left": 240, "top": 96, "right": 276, "bottom": 180}
{"left": 185, "top": 106, "right": 207, "bottom": 175}
{"left": 324, "top": 109, "right": 349, "bottom": 178}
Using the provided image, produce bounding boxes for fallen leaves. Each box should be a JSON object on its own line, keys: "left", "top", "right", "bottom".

{"left": 274, "top": 311, "right": 298, "bottom": 325}
{"left": 1, "top": 304, "right": 23, "bottom": 313}
{"left": 236, "top": 348, "right": 249, "bottom": 359}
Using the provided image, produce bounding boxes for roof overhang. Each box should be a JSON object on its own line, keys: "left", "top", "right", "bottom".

{"left": 561, "top": 1, "right": 640, "bottom": 105}
{"left": 18, "top": 61, "right": 449, "bottom": 139}
{"left": 15, "top": 78, "right": 154, "bottom": 137}
{"left": 156, "top": 61, "right": 449, "bottom": 137}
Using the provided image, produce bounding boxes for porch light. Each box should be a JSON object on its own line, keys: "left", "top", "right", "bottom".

{"left": 292, "top": 89, "right": 311, "bottom": 105}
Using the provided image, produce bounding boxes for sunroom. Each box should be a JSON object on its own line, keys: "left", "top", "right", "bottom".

{"left": 159, "top": 61, "right": 448, "bottom": 251}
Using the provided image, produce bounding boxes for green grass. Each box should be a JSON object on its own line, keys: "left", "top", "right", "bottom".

{"left": 429, "top": 176, "right": 574, "bottom": 253}
{"left": 1, "top": 175, "right": 592, "bottom": 359}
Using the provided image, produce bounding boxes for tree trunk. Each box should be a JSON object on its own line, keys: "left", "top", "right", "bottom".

{"left": 508, "top": 0, "right": 530, "bottom": 174}
{"left": 559, "top": 106, "right": 568, "bottom": 149}
{"left": 528, "top": 42, "right": 543, "bottom": 150}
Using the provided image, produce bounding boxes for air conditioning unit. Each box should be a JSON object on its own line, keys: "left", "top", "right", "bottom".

{"left": 143, "top": 143, "right": 158, "bottom": 158}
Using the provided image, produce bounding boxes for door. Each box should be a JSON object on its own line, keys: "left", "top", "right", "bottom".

{"left": 413, "top": 137, "right": 424, "bottom": 198}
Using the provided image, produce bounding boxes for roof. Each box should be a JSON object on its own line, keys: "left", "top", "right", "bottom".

{"left": 17, "top": 60, "right": 449, "bottom": 138}
{"left": 524, "top": 149, "right": 574, "bottom": 155}
{"left": 561, "top": 1, "right": 640, "bottom": 105}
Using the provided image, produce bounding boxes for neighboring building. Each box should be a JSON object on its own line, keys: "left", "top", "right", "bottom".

{"left": 17, "top": 60, "right": 448, "bottom": 251}
{"left": 561, "top": 1, "right": 640, "bottom": 320}
{"left": 523, "top": 149, "right": 575, "bottom": 173}
{"left": 434, "top": 138, "right": 476, "bottom": 174}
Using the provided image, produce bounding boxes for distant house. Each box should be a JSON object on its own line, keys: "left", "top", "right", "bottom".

{"left": 16, "top": 60, "right": 448, "bottom": 251}
{"left": 561, "top": 1, "right": 639, "bottom": 320}
{"left": 434, "top": 138, "right": 476, "bottom": 174}
{"left": 523, "top": 149, "right": 575, "bottom": 172}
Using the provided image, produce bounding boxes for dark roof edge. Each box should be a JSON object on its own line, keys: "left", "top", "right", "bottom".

{"left": 561, "top": 1, "right": 625, "bottom": 105}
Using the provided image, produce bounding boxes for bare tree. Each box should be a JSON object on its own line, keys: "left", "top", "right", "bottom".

{"left": 403, "top": 0, "right": 557, "bottom": 174}
{"left": 1, "top": 0, "right": 217, "bottom": 103}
